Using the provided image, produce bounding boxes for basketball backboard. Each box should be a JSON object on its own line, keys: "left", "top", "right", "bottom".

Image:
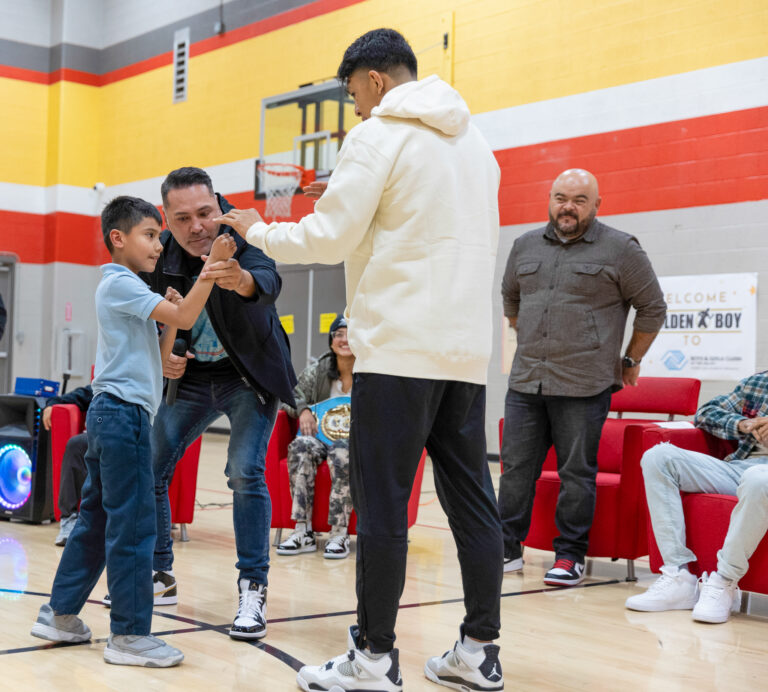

{"left": 256, "top": 79, "right": 355, "bottom": 198}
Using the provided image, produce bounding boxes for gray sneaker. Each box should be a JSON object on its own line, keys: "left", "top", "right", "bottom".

{"left": 55, "top": 513, "right": 78, "bottom": 546}
{"left": 30, "top": 603, "right": 91, "bottom": 643}
{"left": 104, "top": 634, "right": 184, "bottom": 667}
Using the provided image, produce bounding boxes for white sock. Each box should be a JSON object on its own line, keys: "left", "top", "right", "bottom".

{"left": 330, "top": 526, "right": 347, "bottom": 537}
{"left": 295, "top": 521, "right": 307, "bottom": 534}
{"left": 461, "top": 634, "right": 488, "bottom": 653}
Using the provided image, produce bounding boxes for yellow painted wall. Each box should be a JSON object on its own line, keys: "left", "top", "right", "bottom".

{"left": 0, "top": 78, "right": 49, "bottom": 186}
{"left": 1, "top": 0, "right": 766, "bottom": 188}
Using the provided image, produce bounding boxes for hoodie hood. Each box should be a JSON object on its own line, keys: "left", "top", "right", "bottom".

{"left": 371, "top": 74, "right": 470, "bottom": 136}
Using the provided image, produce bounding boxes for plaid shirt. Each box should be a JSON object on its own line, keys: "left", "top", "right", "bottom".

{"left": 694, "top": 371, "right": 768, "bottom": 462}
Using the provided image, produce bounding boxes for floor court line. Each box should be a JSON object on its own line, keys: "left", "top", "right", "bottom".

{"left": 1, "top": 579, "right": 620, "bottom": 665}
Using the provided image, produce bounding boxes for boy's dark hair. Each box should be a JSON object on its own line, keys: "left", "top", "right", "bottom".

{"left": 160, "top": 166, "right": 214, "bottom": 206}
{"left": 337, "top": 28, "right": 417, "bottom": 86}
{"left": 101, "top": 196, "right": 162, "bottom": 253}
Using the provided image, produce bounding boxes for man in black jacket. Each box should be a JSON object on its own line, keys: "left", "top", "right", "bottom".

{"left": 42, "top": 384, "right": 93, "bottom": 546}
{"left": 141, "top": 167, "right": 296, "bottom": 640}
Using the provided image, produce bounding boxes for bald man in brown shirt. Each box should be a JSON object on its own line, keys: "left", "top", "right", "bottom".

{"left": 499, "top": 169, "right": 666, "bottom": 585}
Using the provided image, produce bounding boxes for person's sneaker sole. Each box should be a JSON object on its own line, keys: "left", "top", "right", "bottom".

{"left": 30, "top": 623, "right": 91, "bottom": 643}
{"left": 544, "top": 575, "right": 585, "bottom": 586}
{"left": 276, "top": 544, "right": 317, "bottom": 556}
{"left": 323, "top": 547, "right": 349, "bottom": 560}
{"left": 104, "top": 647, "right": 184, "bottom": 667}
{"left": 504, "top": 557, "right": 523, "bottom": 573}
{"left": 625, "top": 595, "right": 698, "bottom": 612}
{"left": 102, "top": 593, "right": 178, "bottom": 607}
{"left": 228, "top": 626, "right": 267, "bottom": 640}
{"left": 424, "top": 663, "right": 503, "bottom": 691}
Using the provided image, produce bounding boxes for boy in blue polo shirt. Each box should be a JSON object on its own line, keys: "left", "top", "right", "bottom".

{"left": 31, "top": 196, "right": 235, "bottom": 667}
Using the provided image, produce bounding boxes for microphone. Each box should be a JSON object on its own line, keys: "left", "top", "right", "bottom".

{"left": 165, "top": 338, "right": 188, "bottom": 406}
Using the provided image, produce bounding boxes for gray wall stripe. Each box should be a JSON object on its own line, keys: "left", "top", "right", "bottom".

{"left": 0, "top": 0, "right": 319, "bottom": 76}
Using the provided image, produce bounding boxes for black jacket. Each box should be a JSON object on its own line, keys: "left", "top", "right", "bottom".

{"left": 141, "top": 194, "right": 297, "bottom": 406}
{"left": 44, "top": 384, "right": 94, "bottom": 412}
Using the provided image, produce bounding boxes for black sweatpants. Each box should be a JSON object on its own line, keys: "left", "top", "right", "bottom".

{"left": 350, "top": 373, "right": 503, "bottom": 653}
{"left": 59, "top": 432, "right": 89, "bottom": 517}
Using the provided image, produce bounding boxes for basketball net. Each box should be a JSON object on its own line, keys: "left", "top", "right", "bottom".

{"left": 258, "top": 163, "right": 304, "bottom": 219}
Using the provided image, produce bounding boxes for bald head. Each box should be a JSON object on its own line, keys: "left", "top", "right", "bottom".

{"left": 548, "top": 168, "right": 601, "bottom": 240}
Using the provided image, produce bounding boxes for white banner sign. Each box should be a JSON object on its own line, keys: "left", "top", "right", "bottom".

{"left": 642, "top": 273, "right": 757, "bottom": 380}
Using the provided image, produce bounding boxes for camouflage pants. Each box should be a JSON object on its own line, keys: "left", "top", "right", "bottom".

{"left": 286, "top": 435, "right": 352, "bottom": 529}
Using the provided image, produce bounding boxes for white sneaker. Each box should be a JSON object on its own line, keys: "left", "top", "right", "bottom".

{"left": 425, "top": 633, "right": 504, "bottom": 691}
{"left": 104, "top": 634, "right": 184, "bottom": 667}
{"left": 297, "top": 645, "right": 402, "bottom": 691}
{"left": 625, "top": 565, "right": 699, "bottom": 612}
{"left": 324, "top": 534, "right": 350, "bottom": 559}
{"left": 229, "top": 579, "right": 267, "bottom": 640}
{"left": 30, "top": 603, "right": 91, "bottom": 643}
{"left": 54, "top": 513, "right": 78, "bottom": 546}
{"left": 692, "top": 571, "right": 741, "bottom": 624}
{"left": 276, "top": 529, "right": 317, "bottom": 555}
{"left": 503, "top": 556, "right": 523, "bottom": 573}
{"left": 102, "top": 570, "right": 177, "bottom": 608}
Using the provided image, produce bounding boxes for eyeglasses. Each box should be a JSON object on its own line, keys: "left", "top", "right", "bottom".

{"left": 331, "top": 329, "right": 348, "bottom": 340}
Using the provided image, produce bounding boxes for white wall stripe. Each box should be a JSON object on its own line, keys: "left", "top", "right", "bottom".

{"left": 473, "top": 56, "right": 768, "bottom": 151}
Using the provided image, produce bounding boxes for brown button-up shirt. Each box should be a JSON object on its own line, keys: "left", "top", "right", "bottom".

{"left": 501, "top": 219, "right": 666, "bottom": 397}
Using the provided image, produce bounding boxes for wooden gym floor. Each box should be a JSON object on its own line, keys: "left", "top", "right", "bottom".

{"left": 2, "top": 432, "right": 768, "bottom": 690}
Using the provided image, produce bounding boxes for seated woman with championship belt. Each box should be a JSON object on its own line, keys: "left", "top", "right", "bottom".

{"left": 277, "top": 315, "right": 354, "bottom": 559}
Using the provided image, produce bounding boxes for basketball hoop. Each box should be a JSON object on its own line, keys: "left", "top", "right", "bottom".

{"left": 258, "top": 163, "right": 304, "bottom": 219}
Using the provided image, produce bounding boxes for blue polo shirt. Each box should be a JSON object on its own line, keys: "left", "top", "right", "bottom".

{"left": 91, "top": 263, "right": 165, "bottom": 420}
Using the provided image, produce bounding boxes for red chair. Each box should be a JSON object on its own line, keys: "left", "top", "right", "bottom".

{"left": 644, "top": 425, "right": 768, "bottom": 596}
{"left": 50, "top": 403, "right": 202, "bottom": 541}
{"left": 267, "top": 410, "right": 426, "bottom": 543}
{"left": 498, "top": 377, "right": 701, "bottom": 579}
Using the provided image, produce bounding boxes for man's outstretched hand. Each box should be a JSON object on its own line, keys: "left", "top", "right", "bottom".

{"left": 303, "top": 181, "right": 328, "bottom": 199}
{"left": 214, "top": 209, "right": 265, "bottom": 239}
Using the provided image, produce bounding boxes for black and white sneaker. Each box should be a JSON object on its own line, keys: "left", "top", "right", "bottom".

{"left": 229, "top": 579, "right": 267, "bottom": 640}
{"left": 297, "top": 644, "right": 402, "bottom": 691}
{"left": 103, "top": 570, "right": 178, "bottom": 607}
{"left": 324, "top": 534, "right": 350, "bottom": 559}
{"left": 425, "top": 633, "right": 504, "bottom": 691}
{"left": 544, "top": 558, "right": 585, "bottom": 586}
{"left": 276, "top": 529, "right": 317, "bottom": 555}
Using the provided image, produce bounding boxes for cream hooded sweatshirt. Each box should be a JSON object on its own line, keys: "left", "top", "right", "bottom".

{"left": 246, "top": 75, "right": 500, "bottom": 384}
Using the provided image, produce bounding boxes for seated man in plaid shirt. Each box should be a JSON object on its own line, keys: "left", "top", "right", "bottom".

{"left": 626, "top": 372, "right": 768, "bottom": 623}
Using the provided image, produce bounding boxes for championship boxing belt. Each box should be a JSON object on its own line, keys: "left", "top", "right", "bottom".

{"left": 309, "top": 396, "right": 351, "bottom": 446}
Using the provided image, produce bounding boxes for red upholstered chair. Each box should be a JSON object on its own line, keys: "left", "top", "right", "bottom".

{"left": 498, "top": 377, "right": 701, "bottom": 579}
{"left": 644, "top": 425, "right": 768, "bottom": 596}
{"left": 49, "top": 403, "right": 202, "bottom": 541}
{"left": 267, "top": 409, "right": 426, "bottom": 544}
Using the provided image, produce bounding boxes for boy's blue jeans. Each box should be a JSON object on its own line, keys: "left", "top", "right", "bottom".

{"left": 49, "top": 393, "right": 155, "bottom": 635}
{"left": 152, "top": 374, "right": 277, "bottom": 585}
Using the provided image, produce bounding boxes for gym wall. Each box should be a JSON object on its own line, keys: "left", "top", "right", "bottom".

{"left": 0, "top": 0, "right": 766, "bottom": 451}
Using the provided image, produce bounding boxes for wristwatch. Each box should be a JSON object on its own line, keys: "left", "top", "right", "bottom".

{"left": 622, "top": 355, "right": 641, "bottom": 368}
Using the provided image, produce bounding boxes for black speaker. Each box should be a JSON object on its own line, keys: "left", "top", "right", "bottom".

{"left": 0, "top": 394, "right": 54, "bottom": 523}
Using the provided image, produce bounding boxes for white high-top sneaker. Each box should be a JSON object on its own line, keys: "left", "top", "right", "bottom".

{"left": 297, "top": 641, "right": 402, "bottom": 691}
{"left": 425, "top": 632, "right": 504, "bottom": 691}
{"left": 692, "top": 571, "right": 741, "bottom": 624}
{"left": 625, "top": 565, "right": 699, "bottom": 612}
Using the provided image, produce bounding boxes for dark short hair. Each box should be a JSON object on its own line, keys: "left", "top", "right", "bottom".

{"left": 337, "top": 28, "right": 417, "bottom": 86}
{"left": 101, "top": 196, "right": 162, "bottom": 253}
{"left": 160, "top": 166, "right": 214, "bottom": 206}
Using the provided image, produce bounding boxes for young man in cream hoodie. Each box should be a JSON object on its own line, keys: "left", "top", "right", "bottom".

{"left": 218, "top": 28, "right": 504, "bottom": 692}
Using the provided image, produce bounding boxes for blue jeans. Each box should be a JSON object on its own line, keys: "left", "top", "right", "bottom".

{"left": 152, "top": 374, "right": 277, "bottom": 584}
{"left": 498, "top": 386, "right": 612, "bottom": 562}
{"left": 50, "top": 393, "right": 155, "bottom": 635}
{"left": 642, "top": 444, "right": 768, "bottom": 582}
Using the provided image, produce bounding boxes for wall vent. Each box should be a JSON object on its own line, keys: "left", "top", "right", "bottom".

{"left": 173, "top": 28, "right": 190, "bottom": 103}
